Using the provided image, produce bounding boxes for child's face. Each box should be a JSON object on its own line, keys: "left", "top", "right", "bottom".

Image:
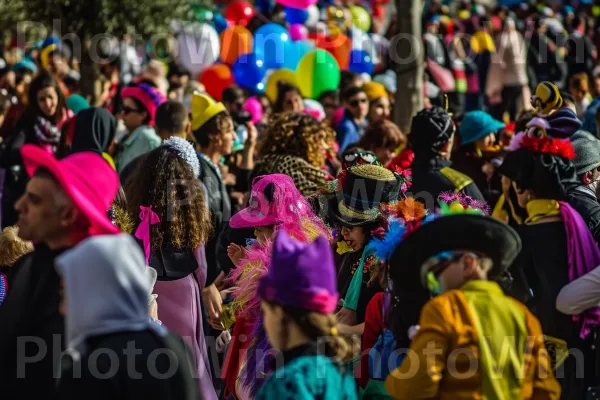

{"left": 340, "top": 226, "right": 368, "bottom": 251}
{"left": 254, "top": 225, "right": 275, "bottom": 245}
{"left": 261, "top": 300, "right": 284, "bottom": 350}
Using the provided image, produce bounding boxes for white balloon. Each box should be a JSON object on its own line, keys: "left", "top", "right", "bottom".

{"left": 306, "top": 5, "right": 320, "bottom": 27}
{"left": 176, "top": 22, "right": 220, "bottom": 76}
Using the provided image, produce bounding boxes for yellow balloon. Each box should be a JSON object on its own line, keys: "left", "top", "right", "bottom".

{"left": 349, "top": 6, "right": 371, "bottom": 33}
{"left": 265, "top": 69, "right": 297, "bottom": 103}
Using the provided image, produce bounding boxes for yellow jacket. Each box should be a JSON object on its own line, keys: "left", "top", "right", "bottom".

{"left": 385, "top": 281, "right": 561, "bottom": 400}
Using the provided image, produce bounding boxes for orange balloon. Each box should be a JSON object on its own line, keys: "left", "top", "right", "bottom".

{"left": 315, "top": 33, "right": 351, "bottom": 70}
{"left": 220, "top": 26, "right": 253, "bottom": 65}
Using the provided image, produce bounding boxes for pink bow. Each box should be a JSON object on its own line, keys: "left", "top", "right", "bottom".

{"left": 135, "top": 205, "right": 160, "bottom": 265}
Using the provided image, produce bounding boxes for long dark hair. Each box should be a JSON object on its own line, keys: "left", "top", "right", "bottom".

{"left": 273, "top": 82, "right": 301, "bottom": 114}
{"left": 21, "top": 73, "right": 66, "bottom": 125}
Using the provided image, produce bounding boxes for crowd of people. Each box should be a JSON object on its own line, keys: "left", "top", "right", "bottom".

{"left": 3, "top": 0, "right": 600, "bottom": 399}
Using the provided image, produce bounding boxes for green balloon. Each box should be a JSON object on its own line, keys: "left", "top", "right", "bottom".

{"left": 312, "top": 50, "right": 341, "bottom": 100}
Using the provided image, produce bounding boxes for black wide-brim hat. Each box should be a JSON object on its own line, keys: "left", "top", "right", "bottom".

{"left": 325, "top": 164, "right": 399, "bottom": 227}
{"left": 389, "top": 214, "right": 521, "bottom": 288}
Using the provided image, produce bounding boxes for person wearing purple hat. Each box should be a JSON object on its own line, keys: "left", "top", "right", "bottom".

{"left": 255, "top": 230, "right": 358, "bottom": 400}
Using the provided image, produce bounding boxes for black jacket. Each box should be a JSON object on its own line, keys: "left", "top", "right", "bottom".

{"left": 567, "top": 185, "right": 600, "bottom": 245}
{"left": 0, "top": 245, "right": 67, "bottom": 399}
{"left": 198, "top": 153, "right": 231, "bottom": 285}
{"left": 410, "top": 157, "right": 485, "bottom": 211}
{"left": 56, "top": 330, "right": 199, "bottom": 400}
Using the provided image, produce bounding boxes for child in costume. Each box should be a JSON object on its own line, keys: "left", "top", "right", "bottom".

{"left": 498, "top": 119, "right": 599, "bottom": 398}
{"left": 325, "top": 163, "right": 403, "bottom": 331}
{"left": 355, "top": 193, "right": 487, "bottom": 399}
{"left": 255, "top": 230, "right": 358, "bottom": 400}
{"left": 383, "top": 210, "right": 561, "bottom": 399}
{"left": 222, "top": 174, "right": 330, "bottom": 399}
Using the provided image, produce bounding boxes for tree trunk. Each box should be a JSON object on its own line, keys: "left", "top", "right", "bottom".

{"left": 393, "top": 0, "right": 424, "bottom": 133}
{"left": 79, "top": 35, "right": 103, "bottom": 107}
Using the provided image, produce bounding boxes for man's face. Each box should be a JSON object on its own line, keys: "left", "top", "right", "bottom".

{"left": 15, "top": 175, "right": 72, "bottom": 243}
{"left": 346, "top": 91, "right": 369, "bottom": 120}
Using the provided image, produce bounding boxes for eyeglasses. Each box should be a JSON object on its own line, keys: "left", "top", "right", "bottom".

{"left": 120, "top": 106, "right": 142, "bottom": 115}
{"left": 350, "top": 97, "right": 368, "bottom": 108}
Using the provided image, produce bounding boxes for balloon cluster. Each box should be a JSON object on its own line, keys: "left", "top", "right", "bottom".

{"left": 179, "top": 0, "right": 381, "bottom": 100}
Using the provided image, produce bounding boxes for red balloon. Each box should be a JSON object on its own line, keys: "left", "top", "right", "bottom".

{"left": 224, "top": 1, "right": 256, "bottom": 27}
{"left": 199, "top": 64, "right": 235, "bottom": 101}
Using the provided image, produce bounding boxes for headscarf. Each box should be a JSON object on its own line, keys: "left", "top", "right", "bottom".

{"left": 55, "top": 234, "right": 158, "bottom": 352}
{"left": 71, "top": 107, "right": 116, "bottom": 155}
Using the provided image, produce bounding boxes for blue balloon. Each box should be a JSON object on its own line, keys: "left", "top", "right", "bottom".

{"left": 254, "top": 23, "right": 291, "bottom": 70}
{"left": 232, "top": 53, "right": 267, "bottom": 89}
{"left": 283, "top": 41, "right": 314, "bottom": 70}
{"left": 213, "top": 14, "right": 229, "bottom": 34}
{"left": 348, "top": 49, "right": 373, "bottom": 75}
{"left": 284, "top": 6, "right": 309, "bottom": 24}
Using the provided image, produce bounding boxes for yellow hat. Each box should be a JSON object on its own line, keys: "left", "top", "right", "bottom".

{"left": 362, "top": 82, "right": 388, "bottom": 102}
{"left": 191, "top": 93, "right": 227, "bottom": 131}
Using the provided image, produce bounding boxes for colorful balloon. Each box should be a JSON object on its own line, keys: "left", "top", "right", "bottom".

{"left": 224, "top": 1, "right": 256, "bottom": 27}
{"left": 220, "top": 26, "right": 253, "bottom": 65}
{"left": 296, "top": 49, "right": 341, "bottom": 99}
{"left": 348, "top": 49, "right": 373, "bottom": 74}
{"left": 199, "top": 64, "right": 234, "bottom": 101}
{"left": 213, "top": 13, "right": 229, "bottom": 34}
{"left": 283, "top": 40, "right": 314, "bottom": 70}
{"left": 315, "top": 33, "right": 351, "bottom": 70}
{"left": 276, "top": 0, "right": 317, "bottom": 9}
{"left": 306, "top": 5, "right": 320, "bottom": 27}
{"left": 265, "top": 69, "right": 297, "bottom": 102}
{"left": 253, "top": 23, "right": 291, "bottom": 70}
{"left": 288, "top": 24, "right": 308, "bottom": 41}
{"left": 232, "top": 53, "right": 266, "bottom": 90}
{"left": 244, "top": 96, "right": 264, "bottom": 124}
{"left": 349, "top": 5, "right": 371, "bottom": 32}
{"left": 177, "top": 24, "right": 220, "bottom": 75}
{"left": 284, "top": 6, "right": 309, "bottom": 24}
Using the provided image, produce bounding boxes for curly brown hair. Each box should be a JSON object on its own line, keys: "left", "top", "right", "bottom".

{"left": 125, "top": 147, "right": 212, "bottom": 250}
{"left": 258, "top": 112, "right": 335, "bottom": 168}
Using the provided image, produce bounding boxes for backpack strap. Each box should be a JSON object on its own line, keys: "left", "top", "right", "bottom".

{"left": 440, "top": 167, "right": 473, "bottom": 193}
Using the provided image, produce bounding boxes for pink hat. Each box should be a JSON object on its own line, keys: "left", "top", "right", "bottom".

{"left": 21, "top": 144, "right": 120, "bottom": 236}
{"left": 229, "top": 174, "right": 310, "bottom": 229}
{"left": 121, "top": 83, "right": 166, "bottom": 126}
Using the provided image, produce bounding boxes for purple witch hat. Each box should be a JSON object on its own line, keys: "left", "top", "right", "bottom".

{"left": 258, "top": 230, "right": 338, "bottom": 313}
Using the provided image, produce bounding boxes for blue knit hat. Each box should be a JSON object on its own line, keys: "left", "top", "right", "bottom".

{"left": 460, "top": 111, "right": 505, "bottom": 146}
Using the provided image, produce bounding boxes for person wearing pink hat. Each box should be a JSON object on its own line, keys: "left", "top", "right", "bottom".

{"left": 220, "top": 174, "right": 330, "bottom": 399}
{"left": 115, "top": 83, "right": 166, "bottom": 173}
{"left": 0, "top": 144, "right": 119, "bottom": 399}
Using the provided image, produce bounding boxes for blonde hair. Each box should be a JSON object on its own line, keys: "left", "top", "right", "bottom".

{"left": 0, "top": 226, "right": 34, "bottom": 267}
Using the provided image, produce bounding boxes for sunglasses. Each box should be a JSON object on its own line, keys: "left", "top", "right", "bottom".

{"left": 322, "top": 102, "right": 338, "bottom": 109}
{"left": 120, "top": 106, "right": 142, "bottom": 115}
{"left": 350, "top": 97, "right": 368, "bottom": 108}
{"left": 422, "top": 251, "right": 468, "bottom": 295}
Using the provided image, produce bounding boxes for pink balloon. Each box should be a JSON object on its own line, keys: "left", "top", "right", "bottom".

{"left": 289, "top": 24, "right": 308, "bottom": 41}
{"left": 276, "top": 0, "right": 317, "bottom": 9}
{"left": 243, "top": 96, "right": 263, "bottom": 124}
{"left": 332, "top": 107, "right": 345, "bottom": 127}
